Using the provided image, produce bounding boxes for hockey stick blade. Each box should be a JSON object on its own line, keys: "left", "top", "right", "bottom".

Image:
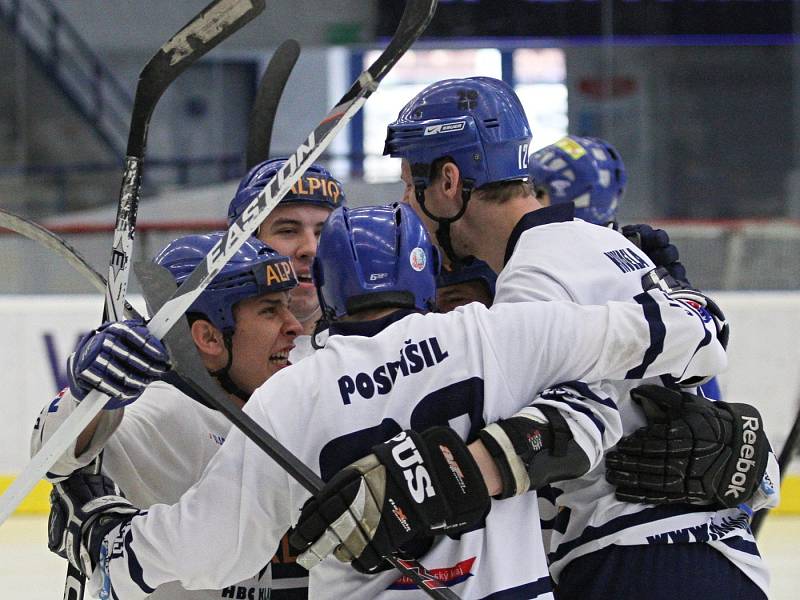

{"left": 135, "top": 261, "right": 460, "bottom": 600}
{"left": 0, "top": 209, "right": 141, "bottom": 319}
{"left": 0, "top": 0, "right": 263, "bottom": 529}
{"left": 107, "top": 0, "right": 265, "bottom": 322}
{"left": 246, "top": 39, "right": 301, "bottom": 168}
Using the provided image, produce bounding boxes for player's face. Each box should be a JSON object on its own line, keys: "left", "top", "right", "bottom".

{"left": 400, "top": 159, "right": 468, "bottom": 256}
{"left": 258, "top": 204, "right": 331, "bottom": 330}
{"left": 228, "top": 291, "right": 301, "bottom": 399}
{"left": 437, "top": 281, "right": 493, "bottom": 313}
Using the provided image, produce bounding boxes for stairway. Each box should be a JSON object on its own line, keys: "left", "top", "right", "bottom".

{"left": 0, "top": 0, "right": 131, "bottom": 159}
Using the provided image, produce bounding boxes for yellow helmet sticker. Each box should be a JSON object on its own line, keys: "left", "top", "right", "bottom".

{"left": 554, "top": 137, "right": 587, "bottom": 160}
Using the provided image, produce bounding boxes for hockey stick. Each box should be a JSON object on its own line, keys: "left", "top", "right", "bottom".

{"left": 0, "top": 0, "right": 265, "bottom": 528}
{"left": 135, "top": 260, "right": 459, "bottom": 599}
{"left": 1, "top": 0, "right": 434, "bottom": 534}
{"left": 246, "top": 39, "right": 301, "bottom": 168}
{"left": 751, "top": 395, "right": 800, "bottom": 535}
{"left": 105, "top": 0, "right": 265, "bottom": 322}
{"left": 0, "top": 208, "right": 124, "bottom": 297}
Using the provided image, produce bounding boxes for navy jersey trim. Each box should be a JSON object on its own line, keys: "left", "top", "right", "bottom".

{"left": 559, "top": 380, "right": 618, "bottom": 410}
{"left": 504, "top": 204, "right": 575, "bottom": 265}
{"left": 548, "top": 504, "right": 722, "bottom": 564}
{"left": 719, "top": 535, "right": 761, "bottom": 557}
{"left": 328, "top": 308, "right": 418, "bottom": 338}
{"left": 124, "top": 523, "right": 156, "bottom": 594}
{"left": 479, "top": 575, "right": 553, "bottom": 599}
{"left": 535, "top": 395, "right": 606, "bottom": 435}
{"left": 625, "top": 292, "right": 666, "bottom": 379}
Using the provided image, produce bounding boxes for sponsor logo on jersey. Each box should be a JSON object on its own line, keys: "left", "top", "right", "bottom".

{"left": 423, "top": 121, "right": 466, "bottom": 136}
{"left": 369, "top": 272, "right": 389, "bottom": 281}
{"left": 646, "top": 513, "right": 750, "bottom": 544}
{"left": 338, "top": 337, "right": 449, "bottom": 405}
{"left": 389, "top": 556, "right": 476, "bottom": 590}
{"left": 221, "top": 584, "right": 277, "bottom": 599}
{"left": 724, "top": 415, "right": 761, "bottom": 500}
{"left": 410, "top": 247, "right": 427, "bottom": 271}
{"left": 603, "top": 247, "right": 649, "bottom": 273}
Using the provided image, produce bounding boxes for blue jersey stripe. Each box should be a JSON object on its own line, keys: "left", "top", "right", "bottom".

{"left": 558, "top": 380, "right": 618, "bottom": 410}
{"left": 535, "top": 396, "right": 606, "bottom": 435}
{"left": 719, "top": 535, "right": 761, "bottom": 557}
{"left": 625, "top": 292, "right": 666, "bottom": 379}
{"left": 479, "top": 575, "right": 553, "bottom": 599}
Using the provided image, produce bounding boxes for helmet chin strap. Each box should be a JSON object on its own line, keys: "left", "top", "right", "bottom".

{"left": 413, "top": 180, "right": 473, "bottom": 265}
{"left": 210, "top": 331, "right": 252, "bottom": 404}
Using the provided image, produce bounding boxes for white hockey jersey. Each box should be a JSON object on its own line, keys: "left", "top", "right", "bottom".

{"left": 91, "top": 295, "right": 725, "bottom": 600}
{"left": 31, "top": 381, "right": 308, "bottom": 600}
{"left": 493, "top": 204, "right": 778, "bottom": 594}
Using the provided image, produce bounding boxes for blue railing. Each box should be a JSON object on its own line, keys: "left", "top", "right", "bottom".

{"left": 0, "top": 0, "right": 132, "bottom": 157}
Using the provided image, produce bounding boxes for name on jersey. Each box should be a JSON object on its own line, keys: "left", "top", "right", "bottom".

{"left": 603, "top": 247, "right": 649, "bottom": 273}
{"left": 338, "top": 337, "right": 449, "bottom": 405}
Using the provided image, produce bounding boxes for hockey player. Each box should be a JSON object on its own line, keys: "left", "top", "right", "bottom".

{"left": 227, "top": 158, "right": 345, "bottom": 355}
{"left": 46, "top": 203, "right": 727, "bottom": 599}
{"left": 435, "top": 256, "right": 496, "bottom": 312}
{"left": 383, "top": 77, "right": 774, "bottom": 599}
{"left": 528, "top": 134, "right": 723, "bottom": 398}
{"left": 34, "top": 233, "right": 307, "bottom": 600}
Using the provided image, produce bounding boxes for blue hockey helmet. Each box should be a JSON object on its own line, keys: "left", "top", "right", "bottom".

{"left": 154, "top": 232, "right": 297, "bottom": 334}
{"left": 227, "top": 158, "right": 346, "bottom": 225}
{"left": 529, "top": 136, "right": 627, "bottom": 226}
{"left": 312, "top": 203, "right": 439, "bottom": 320}
{"left": 436, "top": 256, "right": 497, "bottom": 299}
{"left": 384, "top": 77, "right": 532, "bottom": 190}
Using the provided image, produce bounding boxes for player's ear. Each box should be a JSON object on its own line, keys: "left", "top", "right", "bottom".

{"left": 190, "top": 319, "right": 226, "bottom": 363}
{"left": 440, "top": 162, "right": 461, "bottom": 199}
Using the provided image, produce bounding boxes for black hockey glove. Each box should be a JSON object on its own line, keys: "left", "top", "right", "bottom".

{"left": 606, "top": 385, "right": 769, "bottom": 508}
{"left": 48, "top": 471, "right": 140, "bottom": 575}
{"left": 477, "top": 403, "right": 590, "bottom": 499}
{"left": 622, "top": 223, "right": 690, "bottom": 287}
{"left": 290, "top": 427, "right": 489, "bottom": 574}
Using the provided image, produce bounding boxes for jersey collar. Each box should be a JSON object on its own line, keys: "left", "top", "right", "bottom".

{"left": 329, "top": 309, "right": 419, "bottom": 338}
{"left": 504, "top": 203, "right": 575, "bottom": 266}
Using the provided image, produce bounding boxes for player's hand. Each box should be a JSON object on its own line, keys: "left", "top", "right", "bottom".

{"left": 290, "top": 427, "right": 489, "bottom": 574}
{"left": 622, "top": 223, "right": 690, "bottom": 287}
{"left": 67, "top": 319, "right": 171, "bottom": 409}
{"left": 48, "top": 470, "right": 140, "bottom": 575}
{"left": 606, "top": 385, "right": 769, "bottom": 508}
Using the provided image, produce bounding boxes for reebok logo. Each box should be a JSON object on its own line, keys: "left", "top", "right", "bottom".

{"left": 724, "top": 415, "right": 760, "bottom": 499}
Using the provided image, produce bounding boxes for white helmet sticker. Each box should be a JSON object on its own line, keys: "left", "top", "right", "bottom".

{"left": 410, "top": 247, "right": 427, "bottom": 271}
{"left": 423, "top": 121, "right": 466, "bottom": 136}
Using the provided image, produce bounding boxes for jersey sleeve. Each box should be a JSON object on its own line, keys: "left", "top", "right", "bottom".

{"left": 468, "top": 289, "right": 727, "bottom": 409}
{"left": 30, "top": 388, "right": 124, "bottom": 482}
{"left": 93, "top": 401, "right": 295, "bottom": 599}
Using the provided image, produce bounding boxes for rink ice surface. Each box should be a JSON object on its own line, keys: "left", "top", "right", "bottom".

{"left": 1, "top": 515, "right": 797, "bottom": 599}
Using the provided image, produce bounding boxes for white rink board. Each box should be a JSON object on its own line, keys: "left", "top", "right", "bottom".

{"left": 0, "top": 292, "right": 798, "bottom": 474}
